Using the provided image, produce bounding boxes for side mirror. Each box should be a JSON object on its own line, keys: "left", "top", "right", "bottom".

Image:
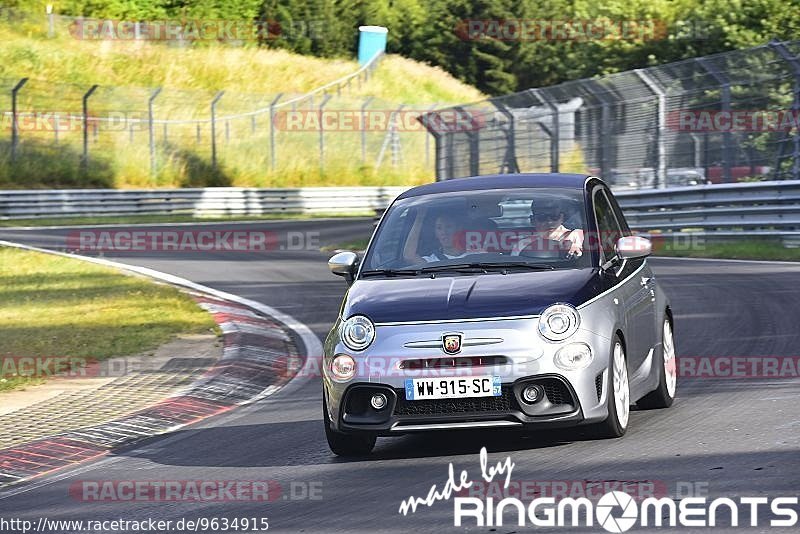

{"left": 328, "top": 251, "right": 358, "bottom": 280}
{"left": 615, "top": 235, "right": 652, "bottom": 260}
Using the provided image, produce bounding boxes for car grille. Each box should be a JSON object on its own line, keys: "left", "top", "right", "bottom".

{"left": 540, "top": 378, "right": 572, "bottom": 406}
{"left": 393, "top": 386, "right": 516, "bottom": 416}
{"left": 399, "top": 355, "right": 510, "bottom": 370}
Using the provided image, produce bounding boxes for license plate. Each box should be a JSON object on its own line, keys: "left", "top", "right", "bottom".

{"left": 404, "top": 376, "right": 502, "bottom": 401}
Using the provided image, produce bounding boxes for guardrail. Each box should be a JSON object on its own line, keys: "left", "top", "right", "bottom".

{"left": 2, "top": 181, "right": 799, "bottom": 246}
{"left": 0, "top": 187, "right": 409, "bottom": 219}
{"left": 616, "top": 180, "right": 800, "bottom": 246}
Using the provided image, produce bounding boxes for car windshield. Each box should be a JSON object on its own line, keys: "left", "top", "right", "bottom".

{"left": 361, "top": 187, "right": 590, "bottom": 275}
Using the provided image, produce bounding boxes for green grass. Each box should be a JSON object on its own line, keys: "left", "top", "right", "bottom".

{"left": 652, "top": 238, "right": 800, "bottom": 262}
{"left": 320, "top": 237, "right": 371, "bottom": 253}
{"left": 0, "top": 246, "right": 217, "bottom": 392}
{"left": 0, "top": 14, "right": 484, "bottom": 189}
{"left": 0, "top": 20, "right": 483, "bottom": 103}
{"left": 0, "top": 211, "right": 375, "bottom": 227}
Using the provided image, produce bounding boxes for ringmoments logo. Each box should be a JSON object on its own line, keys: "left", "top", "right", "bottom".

{"left": 397, "top": 449, "right": 800, "bottom": 531}
{"left": 453, "top": 492, "right": 800, "bottom": 530}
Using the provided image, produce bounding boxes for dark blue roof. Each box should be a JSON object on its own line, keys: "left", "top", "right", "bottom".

{"left": 397, "top": 173, "right": 592, "bottom": 199}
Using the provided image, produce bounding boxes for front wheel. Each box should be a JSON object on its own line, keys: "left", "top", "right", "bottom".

{"left": 323, "top": 393, "right": 376, "bottom": 456}
{"left": 591, "top": 336, "right": 630, "bottom": 438}
{"left": 638, "top": 317, "right": 677, "bottom": 409}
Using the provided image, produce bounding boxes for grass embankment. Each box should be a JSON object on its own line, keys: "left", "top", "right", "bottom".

{"left": 653, "top": 238, "right": 800, "bottom": 262}
{"left": 0, "top": 246, "right": 217, "bottom": 392}
{"left": 0, "top": 15, "right": 484, "bottom": 189}
{"left": 320, "top": 238, "right": 371, "bottom": 253}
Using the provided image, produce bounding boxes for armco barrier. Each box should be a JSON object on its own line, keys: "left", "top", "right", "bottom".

{"left": 1, "top": 181, "right": 798, "bottom": 244}
{"left": 0, "top": 187, "right": 409, "bottom": 219}
{"left": 615, "top": 180, "right": 800, "bottom": 245}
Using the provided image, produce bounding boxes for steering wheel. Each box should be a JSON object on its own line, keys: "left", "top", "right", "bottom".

{"left": 518, "top": 238, "right": 570, "bottom": 260}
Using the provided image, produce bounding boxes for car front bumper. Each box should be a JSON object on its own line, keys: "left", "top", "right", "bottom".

{"left": 323, "top": 316, "right": 615, "bottom": 435}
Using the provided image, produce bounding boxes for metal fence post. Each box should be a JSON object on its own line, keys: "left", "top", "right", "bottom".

{"left": 10, "top": 78, "right": 28, "bottom": 164}
{"left": 531, "top": 89, "right": 560, "bottom": 172}
{"left": 425, "top": 103, "right": 438, "bottom": 169}
{"left": 46, "top": 5, "right": 55, "bottom": 38}
{"left": 768, "top": 40, "right": 800, "bottom": 181}
{"left": 416, "top": 111, "right": 444, "bottom": 180}
{"left": 318, "top": 94, "right": 332, "bottom": 176}
{"left": 269, "top": 93, "right": 283, "bottom": 171}
{"left": 491, "top": 99, "right": 520, "bottom": 174}
{"left": 148, "top": 87, "right": 161, "bottom": 179}
{"left": 452, "top": 106, "right": 478, "bottom": 176}
{"left": 583, "top": 80, "right": 614, "bottom": 182}
{"left": 81, "top": 84, "right": 99, "bottom": 170}
{"left": 391, "top": 104, "right": 405, "bottom": 168}
{"left": 210, "top": 91, "right": 224, "bottom": 168}
{"left": 360, "top": 96, "right": 374, "bottom": 164}
{"left": 635, "top": 69, "right": 667, "bottom": 188}
{"left": 698, "top": 58, "right": 733, "bottom": 183}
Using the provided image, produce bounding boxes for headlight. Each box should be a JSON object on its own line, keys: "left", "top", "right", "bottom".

{"left": 554, "top": 342, "right": 593, "bottom": 370}
{"left": 340, "top": 315, "right": 375, "bottom": 351}
{"left": 538, "top": 303, "right": 580, "bottom": 341}
{"left": 331, "top": 354, "right": 357, "bottom": 381}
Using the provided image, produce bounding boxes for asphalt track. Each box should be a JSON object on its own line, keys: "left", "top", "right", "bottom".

{"left": 1, "top": 219, "right": 799, "bottom": 533}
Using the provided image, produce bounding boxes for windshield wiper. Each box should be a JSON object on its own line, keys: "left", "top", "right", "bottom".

{"left": 418, "top": 262, "right": 555, "bottom": 273}
{"left": 359, "top": 268, "right": 422, "bottom": 277}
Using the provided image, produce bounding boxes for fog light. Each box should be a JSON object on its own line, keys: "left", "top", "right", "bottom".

{"left": 370, "top": 393, "right": 388, "bottom": 410}
{"left": 522, "top": 384, "right": 544, "bottom": 404}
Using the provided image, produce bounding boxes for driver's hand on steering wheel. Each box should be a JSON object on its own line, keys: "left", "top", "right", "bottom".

{"left": 563, "top": 229, "right": 584, "bottom": 259}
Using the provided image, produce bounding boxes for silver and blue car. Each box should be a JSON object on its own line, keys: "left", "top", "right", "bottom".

{"left": 323, "top": 173, "right": 677, "bottom": 455}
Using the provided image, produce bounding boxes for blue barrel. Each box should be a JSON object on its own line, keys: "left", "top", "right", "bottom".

{"left": 358, "top": 26, "right": 388, "bottom": 65}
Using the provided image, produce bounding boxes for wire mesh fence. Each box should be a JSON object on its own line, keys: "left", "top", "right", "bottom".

{"left": 0, "top": 58, "right": 446, "bottom": 188}
{"left": 0, "top": 8, "right": 442, "bottom": 188}
{"left": 424, "top": 40, "right": 800, "bottom": 189}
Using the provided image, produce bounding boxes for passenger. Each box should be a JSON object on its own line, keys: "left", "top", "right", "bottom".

{"left": 512, "top": 198, "right": 584, "bottom": 258}
{"left": 403, "top": 209, "right": 469, "bottom": 264}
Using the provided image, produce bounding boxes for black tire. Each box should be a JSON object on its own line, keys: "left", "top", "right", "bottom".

{"left": 638, "top": 317, "right": 677, "bottom": 409}
{"left": 323, "top": 393, "right": 376, "bottom": 456}
{"left": 591, "top": 335, "right": 629, "bottom": 439}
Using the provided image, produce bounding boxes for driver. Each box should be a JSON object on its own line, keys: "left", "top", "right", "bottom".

{"left": 403, "top": 209, "right": 469, "bottom": 264}
{"left": 511, "top": 198, "right": 584, "bottom": 258}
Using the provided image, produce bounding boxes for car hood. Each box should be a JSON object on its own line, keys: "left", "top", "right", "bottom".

{"left": 342, "top": 268, "right": 601, "bottom": 323}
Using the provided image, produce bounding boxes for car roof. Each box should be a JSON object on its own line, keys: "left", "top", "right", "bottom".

{"left": 396, "top": 173, "right": 593, "bottom": 199}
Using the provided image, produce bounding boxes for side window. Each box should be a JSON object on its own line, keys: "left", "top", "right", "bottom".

{"left": 593, "top": 189, "right": 623, "bottom": 262}
{"left": 607, "top": 190, "right": 631, "bottom": 235}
